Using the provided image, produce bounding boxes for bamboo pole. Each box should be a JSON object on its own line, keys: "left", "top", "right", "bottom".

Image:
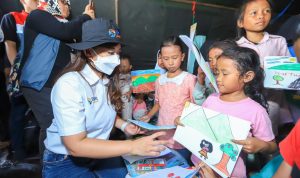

{"left": 170, "top": 0, "right": 236, "bottom": 11}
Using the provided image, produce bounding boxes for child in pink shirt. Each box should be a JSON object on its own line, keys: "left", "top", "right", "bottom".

{"left": 236, "top": 0, "right": 292, "bottom": 136}
{"left": 187, "top": 47, "right": 277, "bottom": 178}
{"left": 141, "top": 36, "right": 196, "bottom": 161}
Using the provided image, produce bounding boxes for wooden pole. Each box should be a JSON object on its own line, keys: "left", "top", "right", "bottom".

{"left": 170, "top": 0, "right": 236, "bottom": 11}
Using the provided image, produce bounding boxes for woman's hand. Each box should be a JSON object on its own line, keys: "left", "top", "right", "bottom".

{"left": 83, "top": 4, "right": 95, "bottom": 19}
{"left": 174, "top": 116, "right": 184, "bottom": 127}
{"left": 130, "top": 132, "right": 169, "bottom": 157}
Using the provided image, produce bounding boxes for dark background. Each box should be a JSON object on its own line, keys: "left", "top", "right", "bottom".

{"left": 1, "top": 0, "right": 299, "bottom": 70}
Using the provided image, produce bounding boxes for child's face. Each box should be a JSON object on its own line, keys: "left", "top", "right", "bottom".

{"left": 215, "top": 57, "right": 245, "bottom": 94}
{"left": 161, "top": 45, "right": 184, "bottom": 73}
{"left": 238, "top": 0, "right": 271, "bottom": 33}
{"left": 208, "top": 47, "right": 223, "bottom": 74}
{"left": 119, "top": 58, "right": 132, "bottom": 74}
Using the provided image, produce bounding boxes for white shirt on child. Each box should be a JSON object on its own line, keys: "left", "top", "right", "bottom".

{"left": 237, "top": 32, "right": 291, "bottom": 66}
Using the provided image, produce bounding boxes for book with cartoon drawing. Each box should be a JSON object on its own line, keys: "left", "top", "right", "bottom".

{"left": 174, "top": 102, "right": 251, "bottom": 178}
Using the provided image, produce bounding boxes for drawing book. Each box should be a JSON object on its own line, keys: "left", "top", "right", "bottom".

{"left": 131, "top": 69, "right": 160, "bottom": 93}
{"left": 174, "top": 102, "right": 251, "bottom": 178}
{"left": 127, "top": 119, "right": 176, "bottom": 131}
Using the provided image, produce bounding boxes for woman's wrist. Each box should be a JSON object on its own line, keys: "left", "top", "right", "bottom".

{"left": 120, "top": 121, "right": 129, "bottom": 132}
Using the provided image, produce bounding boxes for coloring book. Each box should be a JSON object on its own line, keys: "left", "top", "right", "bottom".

{"left": 174, "top": 102, "right": 251, "bottom": 178}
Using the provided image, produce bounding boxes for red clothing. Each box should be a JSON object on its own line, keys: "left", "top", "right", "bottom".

{"left": 279, "top": 121, "right": 300, "bottom": 168}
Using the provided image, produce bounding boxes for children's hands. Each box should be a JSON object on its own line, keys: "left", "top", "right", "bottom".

{"left": 232, "top": 137, "right": 267, "bottom": 154}
{"left": 130, "top": 132, "right": 169, "bottom": 156}
{"left": 174, "top": 116, "right": 184, "bottom": 127}
{"left": 197, "top": 162, "right": 217, "bottom": 178}
{"left": 140, "top": 115, "right": 151, "bottom": 122}
{"left": 125, "top": 91, "right": 131, "bottom": 102}
{"left": 197, "top": 67, "right": 206, "bottom": 85}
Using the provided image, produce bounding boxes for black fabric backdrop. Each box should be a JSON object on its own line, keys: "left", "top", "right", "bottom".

{"left": 1, "top": 0, "right": 299, "bottom": 71}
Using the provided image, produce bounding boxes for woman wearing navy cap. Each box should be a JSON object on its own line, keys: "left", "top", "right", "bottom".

{"left": 43, "top": 18, "right": 168, "bottom": 178}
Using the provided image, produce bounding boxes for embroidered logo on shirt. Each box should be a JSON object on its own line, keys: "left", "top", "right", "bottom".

{"left": 87, "top": 97, "right": 98, "bottom": 104}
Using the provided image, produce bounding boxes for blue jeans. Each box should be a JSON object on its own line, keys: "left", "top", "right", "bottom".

{"left": 42, "top": 149, "right": 127, "bottom": 178}
{"left": 9, "top": 95, "right": 28, "bottom": 160}
{"left": 176, "top": 148, "right": 192, "bottom": 166}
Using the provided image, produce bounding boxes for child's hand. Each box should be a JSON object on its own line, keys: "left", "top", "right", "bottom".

{"left": 125, "top": 91, "right": 131, "bottom": 102}
{"left": 197, "top": 162, "right": 217, "bottom": 178}
{"left": 232, "top": 137, "right": 267, "bottom": 154}
{"left": 174, "top": 116, "right": 184, "bottom": 127}
{"left": 197, "top": 67, "right": 206, "bottom": 85}
{"left": 124, "top": 123, "right": 141, "bottom": 136}
{"left": 140, "top": 115, "right": 151, "bottom": 122}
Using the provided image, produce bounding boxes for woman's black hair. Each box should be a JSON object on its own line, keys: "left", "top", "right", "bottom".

{"left": 236, "top": 0, "right": 272, "bottom": 39}
{"left": 219, "top": 46, "right": 269, "bottom": 111}
{"left": 159, "top": 36, "right": 184, "bottom": 53}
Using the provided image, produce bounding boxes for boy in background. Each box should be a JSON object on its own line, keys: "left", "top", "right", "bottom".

{"left": 119, "top": 54, "right": 133, "bottom": 120}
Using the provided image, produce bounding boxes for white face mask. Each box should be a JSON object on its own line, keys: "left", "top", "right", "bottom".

{"left": 91, "top": 49, "right": 120, "bottom": 75}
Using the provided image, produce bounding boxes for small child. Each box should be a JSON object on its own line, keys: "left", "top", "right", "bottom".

{"left": 141, "top": 36, "right": 196, "bottom": 161}
{"left": 132, "top": 93, "right": 147, "bottom": 120}
{"left": 236, "top": 0, "right": 292, "bottom": 135}
{"left": 193, "top": 40, "right": 237, "bottom": 105}
{"left": 119, "top": 54, "right": 133, "bottom": 120}
{"left": 186, "top": 47, "right": 277, "bottom": 178}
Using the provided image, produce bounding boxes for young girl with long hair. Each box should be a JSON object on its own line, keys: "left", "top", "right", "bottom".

{"left": 187, "top": 46, "right": 277, "bottom": 178}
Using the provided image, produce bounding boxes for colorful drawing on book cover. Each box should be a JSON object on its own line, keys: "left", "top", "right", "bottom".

{"left": 214, "top": 143, "right": 238, "bottom": 177}
{"left": 174, "top": 102, "right": 251, "bottom": 178}
{"left": 264, "top": 56, "right": 300, "bottom": 90}
{"left": 198, "top": 139, "right": 213, "bottom": 160}
{"left": 131, "top": 69, "right": 160, "bottom": 93}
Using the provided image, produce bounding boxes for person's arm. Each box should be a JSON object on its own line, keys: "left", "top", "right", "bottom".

{"left": 232, "top": 108, "right": 277, "bottom": 154}
{"left": 1, "top": 13, "right": 18, "bottom": 65}
{"left": 232, "top": 138, "right": 277, "bottom": 154}
{"left": 193, "top": 82, "right": 207, "bottom": 106}
{"left": 62, "top": 131, "right": 167, "bottom": 158}
{"left": 115, "top": 115, "right": 140, "bottom": 135}
{"left": 4, "top": 40, "right": 17, "bottom": 65}
{"left": 26, "top": 5, "right": 94, "bottom": 42}
{"left": 273, "top": 160, "right": 293, "bottom": 178}
{"left": 279, "top": 37, "right": 291, "bottom": 57}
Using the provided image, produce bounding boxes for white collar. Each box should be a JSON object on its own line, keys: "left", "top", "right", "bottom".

{"left": 159, "top": 71, "right": 188, "bottom": 85}
{"left": 80, "top": 64, "right": 109, "bottom": 86}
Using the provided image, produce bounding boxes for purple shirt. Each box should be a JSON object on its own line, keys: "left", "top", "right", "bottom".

{"left": 191, "top": 93, "right": 274, "bottom": 178}
{"left": 237, "top": 32, "right": 291, "bottom": 67}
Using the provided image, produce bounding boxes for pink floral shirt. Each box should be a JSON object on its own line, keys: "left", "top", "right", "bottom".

{"left": 155, "top": 71, "right": 196, "bottom": 149}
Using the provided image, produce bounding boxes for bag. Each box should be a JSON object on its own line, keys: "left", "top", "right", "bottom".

{"left": 20, "top": 34, "right": 60, "bottom": 91}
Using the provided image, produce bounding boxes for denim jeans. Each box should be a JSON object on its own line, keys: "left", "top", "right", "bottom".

{"left": 43, "top": 149, "right": 127, "bottom": 178}
{"left": 9, "top": 95, "right": 28, "bottom": 160}
{"left": 176, "top": 148, "right": 192, "bottom": 166}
